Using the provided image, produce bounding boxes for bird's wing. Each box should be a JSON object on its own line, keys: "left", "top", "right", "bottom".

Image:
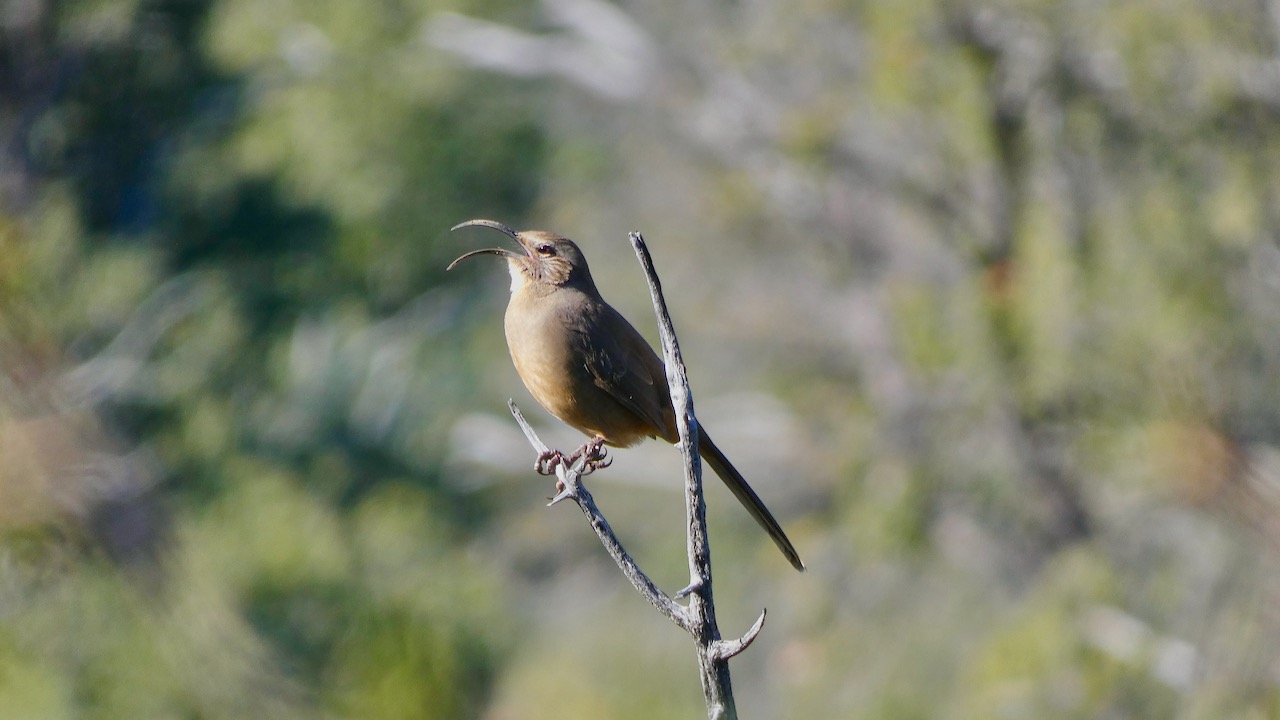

{"left": 579, "top": 305, "right": 674, "bottom": 439}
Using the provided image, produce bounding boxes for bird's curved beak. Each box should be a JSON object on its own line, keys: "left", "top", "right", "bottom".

{"left": 446, "top": 247, "right": 521, "bottom": 270}
{"left": 447, "top": 219, "right": 525, "bottom": 270}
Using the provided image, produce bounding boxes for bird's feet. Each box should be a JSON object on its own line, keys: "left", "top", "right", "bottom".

{"left": 534, "top": 438, "right": 611, "bottom": 480}
{"left": 567, "top": 437, "right": 612, "bottom": 475}
{"left": 534, "top": 449, "right": 566, "bottom": 476}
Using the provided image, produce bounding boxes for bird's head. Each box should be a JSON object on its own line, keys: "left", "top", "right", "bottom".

{"left": 448, "top": 219, "right": 596, "bottom": 293}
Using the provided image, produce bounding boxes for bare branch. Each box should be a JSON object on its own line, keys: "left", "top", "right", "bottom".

{"left": 626, "top": 232, "right": 709, "bottom": 593}
{"left": 630, "top": 231, "right": 766, "bottom": 720}
{"left": 507, "top": 400, "right": 691, "bottom": 633}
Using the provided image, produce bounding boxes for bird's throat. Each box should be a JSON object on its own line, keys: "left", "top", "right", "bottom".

{"left": 506, "top": 258, "right": 527, "bottom": 294}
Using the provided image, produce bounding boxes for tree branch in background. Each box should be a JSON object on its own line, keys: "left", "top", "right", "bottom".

{"left": 505, "top": 231, "right": 766, "bottom": 720}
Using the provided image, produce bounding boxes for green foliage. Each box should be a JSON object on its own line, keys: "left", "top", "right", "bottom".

{"left": 1, "top": 0, "right": 541, "bottom": 716}
{"left": 5, "top": 0, "right": 1280, "bottom": 717}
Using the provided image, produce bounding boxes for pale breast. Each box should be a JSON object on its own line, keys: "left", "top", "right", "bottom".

{"left": 504, "top": 290, "right": 585, "bottom": 427}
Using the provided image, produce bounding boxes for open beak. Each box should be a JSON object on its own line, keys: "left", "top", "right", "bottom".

{"left": 447, "top": 219, "right": 526, "bottom": 270}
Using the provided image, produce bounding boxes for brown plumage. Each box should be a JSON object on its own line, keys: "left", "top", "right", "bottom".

{"left": 449, "top": 219, "right": 804, "bottom": 571}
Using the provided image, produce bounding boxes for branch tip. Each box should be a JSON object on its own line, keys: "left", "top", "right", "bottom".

{"left": 674, "top": 578, "right": 703, "bottom": 600}
{"left": 547, "top": 484, "right": 577, "bottom": 506}
{"left": 711, "top": 609, "right": 767, "bottom": 662}
{"left": 508, "top": 400, "right": 550, "bottom": 453}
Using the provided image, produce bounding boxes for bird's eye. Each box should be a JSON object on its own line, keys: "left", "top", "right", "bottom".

{"left": 536, "top": 244, "right": 554, "bottom": 256}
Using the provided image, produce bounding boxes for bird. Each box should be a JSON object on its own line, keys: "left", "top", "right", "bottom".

{"left": 448, "top": 219, "right": 804, "bottom": 571}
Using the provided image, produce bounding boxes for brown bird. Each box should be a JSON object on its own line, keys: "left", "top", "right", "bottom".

{"left": 448, "top": 219, "right": 804, "bottom": 571}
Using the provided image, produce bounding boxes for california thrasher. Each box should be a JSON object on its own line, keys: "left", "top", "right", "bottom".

{"left": 448, "top": 219, "right": 804, "bottom": 571}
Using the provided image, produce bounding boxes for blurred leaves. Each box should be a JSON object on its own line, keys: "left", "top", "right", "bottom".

{"left": 4, "top": 0, "right": 1280, "bottom": 718}
{"left": 3, "top": 0, "right": 538, "bottom": 716}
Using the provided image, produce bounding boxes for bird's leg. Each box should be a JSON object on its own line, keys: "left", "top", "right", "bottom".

{"left": 567, "top": 436, "right": 612, "bottom": 475}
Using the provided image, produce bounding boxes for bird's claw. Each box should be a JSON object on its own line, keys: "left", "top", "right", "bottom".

{"left": 535, "top": 439, "right": 610, "bottom": 478}
{"left": 579, "top": 454, "right": 612, "bottom": 475}
{"left": 534, "top": 450, "right": 565, "bottom": 476}
{"left": 568, "top": 438, "right": 611, "bottom": 475}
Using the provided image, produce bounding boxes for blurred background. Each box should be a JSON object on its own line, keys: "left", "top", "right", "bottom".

{"left": 3, "top": 0, "right": 1280, "bottom": 717}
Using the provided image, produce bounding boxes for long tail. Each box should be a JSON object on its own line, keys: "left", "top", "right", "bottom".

{"left": 698, "top": 430, "right": 805, "bottom": 571}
